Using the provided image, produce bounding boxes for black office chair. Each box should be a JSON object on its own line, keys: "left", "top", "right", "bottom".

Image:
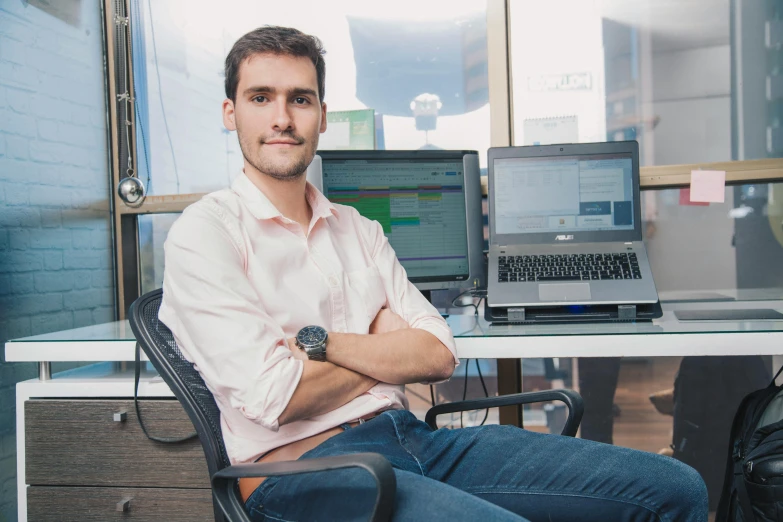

{"left": 129, "top": 289, "right": 584, "bottom": 522}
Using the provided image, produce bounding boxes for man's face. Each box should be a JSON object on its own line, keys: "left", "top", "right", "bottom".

{"left": 223, "top": 53, "right": 326, "bottom": 182}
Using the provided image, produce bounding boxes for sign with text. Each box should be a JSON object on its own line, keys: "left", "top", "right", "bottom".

{"left": 523, "top": 115, "right": 579, "bottom": 146}
{"left": 319, "top": 109, "right": 376, "bottom": 150}
{"left": 527, "top": 73, "right": 593, "bottom": 92}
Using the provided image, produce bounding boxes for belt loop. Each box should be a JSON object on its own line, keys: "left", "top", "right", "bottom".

{"left": 359, "top": 418, "right": 365, "bottom": 425}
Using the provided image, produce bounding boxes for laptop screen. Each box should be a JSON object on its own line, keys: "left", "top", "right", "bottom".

{"left": 493, "top": 154, "right": 634, "bottom": 236}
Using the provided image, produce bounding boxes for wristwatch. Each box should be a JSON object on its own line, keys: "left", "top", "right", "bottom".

{"left": 295, "top": 325, "right": 328, "bottom": 361}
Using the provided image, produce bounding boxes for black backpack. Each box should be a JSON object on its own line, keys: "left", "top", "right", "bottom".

{"left": 672, "top": 356, "right": 771, "bottom": 510}
{"left": 716, "top": 365, "right": 783, "bottom": 522}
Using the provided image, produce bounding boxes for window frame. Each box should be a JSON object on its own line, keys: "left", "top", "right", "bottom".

{"left": 104, "top": 0, "right": 783, "bottom": 320}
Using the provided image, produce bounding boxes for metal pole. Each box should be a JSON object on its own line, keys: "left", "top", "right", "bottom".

{"left": 39, "top": 362, "right": 51, "bottom": 381}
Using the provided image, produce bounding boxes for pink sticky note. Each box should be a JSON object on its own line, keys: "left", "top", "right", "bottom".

{"left": 679, "top": 188, "right": 709, "bottom": 206}
{"left": 690, "top": 170, "right": 726, "bottom": 203}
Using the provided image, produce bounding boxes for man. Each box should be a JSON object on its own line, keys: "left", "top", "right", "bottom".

{"left": 160, "top": 26, "right": 708, "bottom": 521}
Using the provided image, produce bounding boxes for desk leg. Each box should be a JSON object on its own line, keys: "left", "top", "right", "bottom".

{"left": 497, "top": 359, "right": 522, "bottom": 427}
{"left": 38, "top": 362, "right": 51, "bottom": 381}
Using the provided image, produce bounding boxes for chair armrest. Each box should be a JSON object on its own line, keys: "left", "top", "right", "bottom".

{"left": 211, "top": 452, "right": 396, "bottom": 522}
{"left": 425, "top": 389, "right": 584, "bottom": 437}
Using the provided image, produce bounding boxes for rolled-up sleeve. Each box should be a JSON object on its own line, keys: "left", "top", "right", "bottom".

{"left": 159, "top": 202, "right": 302, "bottom": 432}
{"left": 362, "top": 218, "right": 459, "bottom": 380}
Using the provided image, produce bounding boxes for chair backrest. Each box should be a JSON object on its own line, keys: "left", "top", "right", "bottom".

{"left": 129, "top": 289, "right": 232, "bottom": 519}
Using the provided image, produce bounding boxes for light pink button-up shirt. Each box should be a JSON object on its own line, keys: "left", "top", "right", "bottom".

{"left": 159, "top": 172, "right": 458, "bottom": 464}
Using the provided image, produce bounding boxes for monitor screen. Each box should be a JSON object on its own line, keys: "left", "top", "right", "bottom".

{"left": 321, "top": 158, "right": 470, "bottom": 283}
{"left": 493, "top": 154, "right": 634, "bottom": 235}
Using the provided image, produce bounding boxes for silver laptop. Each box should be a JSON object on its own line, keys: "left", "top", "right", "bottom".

{"left": 487, "top": 141, "right": 659, "bottom": 308}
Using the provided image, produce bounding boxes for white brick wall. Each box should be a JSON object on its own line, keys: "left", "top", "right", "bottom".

{"left": 0, "top": 0, "right": 115, "bottom": 519}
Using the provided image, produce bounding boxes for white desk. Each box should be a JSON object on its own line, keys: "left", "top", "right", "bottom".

{"left": 449, "top": 301, "right": 783, "bottom": 358}
{"left": 7, "top": 298, "right": 783, "bottom": 365}
{"left": 7, "top": 297, "right": 783, "bottom": 521}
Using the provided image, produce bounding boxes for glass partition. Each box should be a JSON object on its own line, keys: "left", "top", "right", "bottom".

{"left": 508, "top": 0, "right": 782, "bottom": 166}
{"left": 132, "top": 0, "right": 491, "bottom": 196}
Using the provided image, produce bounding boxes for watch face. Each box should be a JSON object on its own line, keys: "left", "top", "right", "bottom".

{"left": 297, "top": 325, "right": 327, "bottom": 349}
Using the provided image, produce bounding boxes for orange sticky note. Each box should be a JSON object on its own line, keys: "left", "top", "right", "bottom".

{"left": 690, "top": 170, "right": 726, "bottom": 203}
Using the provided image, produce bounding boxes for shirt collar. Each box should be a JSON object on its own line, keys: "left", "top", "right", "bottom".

{"left": 231, "top": 171, "right": 339, "bottom": 222}
{"left": 306, "top": 181, "right": 340, "bottom": 221}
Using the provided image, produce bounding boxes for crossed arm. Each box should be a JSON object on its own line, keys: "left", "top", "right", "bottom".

{"left": 277, "top": 309, "right": 456, "bottom": 426}
{"left": 161, "top": 204, "right": 457, "bottom": 430}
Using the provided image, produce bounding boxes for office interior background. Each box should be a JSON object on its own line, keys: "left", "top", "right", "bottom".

{"left": 1, "top": 0, "right": 782, "bottom": 519}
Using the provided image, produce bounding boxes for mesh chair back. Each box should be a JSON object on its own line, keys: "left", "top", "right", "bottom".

{"left": 129, "top": 289, "right": 232, "bottom": 517}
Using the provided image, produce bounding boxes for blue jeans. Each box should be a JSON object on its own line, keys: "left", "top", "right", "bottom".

{"left": 245, "top": 410, "right": 708, "bottom": 522}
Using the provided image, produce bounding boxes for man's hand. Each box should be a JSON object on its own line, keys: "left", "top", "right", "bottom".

{"left": 369, "top": 308, "right": 409, "bottom": 335}
{"left": 279, "top": 336, "right": 379, "bottom": 426}
{"left": 287, "top": 337, "right": 308, "bottom": 361}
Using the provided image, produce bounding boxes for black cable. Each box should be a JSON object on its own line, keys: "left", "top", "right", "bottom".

{"left": 134, "top": 343, "right": 195, "bottom": 443}
{"left": 476, "top": 359, "right": 489, "bottom": 426}
{"left": 451, "top": 288, "right": 473, "bottom": 307}
{"left": 457, "top": 359, "right": 491, "bottom": 428}
{"left": 451, "top": 288, "right": 487, "bottom": 316}
{"left": 430, "top": 385, "right": 436, "bottom": 408}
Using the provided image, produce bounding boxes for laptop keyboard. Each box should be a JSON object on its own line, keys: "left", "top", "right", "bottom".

{"left": 497, "top": 253, "right": 642, "bottom": 283}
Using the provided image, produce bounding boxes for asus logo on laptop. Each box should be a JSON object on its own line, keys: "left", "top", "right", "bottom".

{"left": 555, "top": 235, "right": 574, "bottom": 241}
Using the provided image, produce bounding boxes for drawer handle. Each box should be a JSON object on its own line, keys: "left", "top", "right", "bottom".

{"left": 116, "top": 497, "right": 133, "bottom": 512}
{"left": 113, "top": 411, "right": 128, "bottom": 422}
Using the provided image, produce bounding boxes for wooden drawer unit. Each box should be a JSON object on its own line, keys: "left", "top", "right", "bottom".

{"left": 25, "top": 399, "right": 210, "bottom": 488}
{"left": 27, "top": 486, "right": 214, "bottom": 521}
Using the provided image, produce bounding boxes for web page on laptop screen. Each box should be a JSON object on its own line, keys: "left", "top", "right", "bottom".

{"left": 494, "top": 154, "right": 634, "bottom": 235}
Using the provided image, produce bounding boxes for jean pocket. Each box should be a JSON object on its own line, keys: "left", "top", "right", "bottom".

{"left": 245, "top": 476, "right": 282, "bottom": 518}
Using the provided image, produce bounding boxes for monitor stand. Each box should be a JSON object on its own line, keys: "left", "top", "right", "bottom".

{"left": 419, "top": 290, "right": 450, "bottom": 318}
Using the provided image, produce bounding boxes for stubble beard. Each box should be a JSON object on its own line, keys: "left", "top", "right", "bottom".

{"left": 238, "top": 130, "right": 318, "bottom": 183}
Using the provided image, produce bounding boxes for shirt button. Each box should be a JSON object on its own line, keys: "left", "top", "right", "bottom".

{"left": 329, "top": 275, "right": 338, "bottom": 286}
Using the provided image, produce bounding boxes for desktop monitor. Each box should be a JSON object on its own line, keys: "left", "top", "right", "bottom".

{"left": 306, "top": 150, "right": 485, "bottom": 292}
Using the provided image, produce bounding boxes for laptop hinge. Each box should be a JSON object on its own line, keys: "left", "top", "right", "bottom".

{"left": 508, "top": 307, "right": 526, "bottom": 322}
{"left": 617, "top": 304, "right": 637, "bottom": 320}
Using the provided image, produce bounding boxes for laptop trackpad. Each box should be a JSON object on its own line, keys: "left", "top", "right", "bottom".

{"left": 539, "top": 283, "right": 592, "bottom": 301}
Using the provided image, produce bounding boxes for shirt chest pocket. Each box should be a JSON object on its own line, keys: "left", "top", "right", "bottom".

{"left": 345, "top": 265, "right": 388, "bottom": 323}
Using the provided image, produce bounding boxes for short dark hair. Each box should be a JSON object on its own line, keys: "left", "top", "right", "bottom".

{"left": 224, "top": 26, "right": 326, "bottom": 103}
